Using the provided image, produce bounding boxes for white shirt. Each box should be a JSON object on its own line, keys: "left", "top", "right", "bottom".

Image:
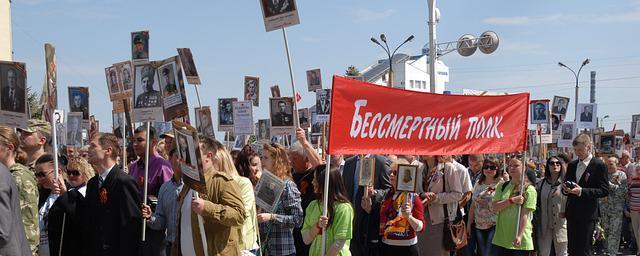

{"left": 576, "top": 154, "right": 593, "bottom": 182}
{"left": 99, "top": 164, "right": 116, "bottom": 182}
{"left": 38, "top": 193, "right": 59, "bottom": 256}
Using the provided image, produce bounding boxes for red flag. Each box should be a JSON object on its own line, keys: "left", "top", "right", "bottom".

{"left": 296, "top": 92, "right": 302, "bottom": 103}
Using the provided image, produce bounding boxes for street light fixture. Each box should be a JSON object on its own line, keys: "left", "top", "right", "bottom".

{"left": 370, "top": 34, "right": 415, "bottom": 86}
{"left": 558, "top": 58, "right": 591, "bottom": 123}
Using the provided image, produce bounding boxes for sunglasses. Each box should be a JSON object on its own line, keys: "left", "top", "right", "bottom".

{"left": 67, "top": 170, "right": 81, "bottom": 177}
{"left": 549, "top": 161, "right": 562, "bottom": 166}
{"left": 35, "top": 170, "right": 53, "bottom": 178}
{"left": 482, "top": 165, "right": 498, "bottom": 170}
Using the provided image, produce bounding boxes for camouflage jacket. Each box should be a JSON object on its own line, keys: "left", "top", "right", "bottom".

{"left": 10, "top": 163, "right": 40, "bottom": 256}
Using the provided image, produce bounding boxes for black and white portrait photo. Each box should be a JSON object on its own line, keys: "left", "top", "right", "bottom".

{"left": 358, "top": 157, "right": 375, "bottom": 186}
{"left": 577, "top": 103, "right": 597, "bottom": 129}
{"left": 254, "top": 170, "right": 286, "bottom": 212}
{"left": 119, "top": 61, "right": 133, "bottom": 92}
{"left": 258, "top": 119, "right": 271, "bottom": 140}
{"left": 262, "top": 0, "right": 296, "bottom": 18}
{"left": 260, "top": 0, "right": 300, "bottom": 32}
{"left": 177, "top": 132, "right": 192, "bottom": 166}
{"left": 298, "top": 108, "right": 310, "bottom": 129}
{"left": 106, "top": 66, "right": 121, "bottom": 97}
{"left": 196, "top": 107, "right": 215, "bottom": 138}
{"left": 160, "top": 64, "right": 178, "bottom": 97}
{"left": 218, "top": 98, "right": 237, "bottom": 129}
{"left": 552, "top": 96, "right": 569, "bottom": 116}
{"left": 134, "top": 64, "right": 162, "bottom": 108}
{"left": 396, "top": 164, "right": 418, "bottom": 192}
{"left": 244, "top": 76, "right": 260, "bottom": 107}
{"left": 131, "top": 31, "right": 149, "bottom": 61}
{"left": 270, "top": 85, "right": 281, "bottom": 97}
{"left": 599, "top": 135, "right": 615, "bottom": 154}
{"left": 561, "top": 123, "right": 574, "bottom": 140}
{"left": 177, "top": 48, "right": 200, "bottom": 84}
{"left": 270, "top": 98, "right": 294, "bottom": 127}
{"left": 68, "top": 87, "right": 89, "bottom": 120}
{"left": 66, "top": 113, "right": 83, "bottom": 146}
{"left": 0, "top": 63, "right": 26, "bottom": 113}
{"left": 530, "top": 101, "right": 548, "bottom": 124}
{"left": 551, "top": 114, "right": 561, "bottom": 131}
{"left": 306, "top": 69, "right": 322, "bottom": 92}
{"left": 632, "top": 114, "right": 640, "bottom": 139}
{"left": 112, "top": 111, "right": 131, "bottom": 139}
{"left": 315, "top": 89, "right": 331, "bottom": 115}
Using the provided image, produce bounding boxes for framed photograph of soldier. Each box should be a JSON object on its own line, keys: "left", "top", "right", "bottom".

{"left": 67, "top": 86, "right": 90, "bottom": 128}
{"left": 358, "top": 157, "right": 375, "bottom": 187}
{"left": 259, "top": 0, "right": 300, "bottom": 32}
{"left": 105, "top": 65, "right": 121, "bottom": 100}
{"left": 315, "top": 89, "right": 331, "bottom": 122}
{"left": 244, "top": 76, "right": 260, "bottom": 107}
{"left": 224, "top": 131, "right": 236, "bottom": 144}
{"left": 395, "top": 164, "right": 418, "bottom": 192}
{"left": 172, "top": 121, "right": 206, "bottom": 194}
{"left": 254, "top": 169, "right": 286, "bottom": 212}
{"left": 298, "top": 108, "right": 310, "bottom": 129}
{"left": 306, "top": 69, "right": 322, "bottom": 92}
{"left": 577, "top": 103, "right": 597, "bottom": 129}
{"left": 557, "top": 122, "right": 575, "bottom": 148}
{"left": 311, "top": 111, "right": 322, "bottom": 136}
{"left": 116, "top": 61, "right": 134, "bottom": 93}
{"left": 112, "top": 111, "right": 131, "bottom": 139}
{"left": 551, "top": 114, "right": 561, "bottom": 132}
{"left": 54, "top": 109, "right": 66, "bottom": 147}
{"left": 218, "top": 98, "right": 237, "bottom": 132}
{"left": 132, "top": 63, "right": 164, "bottom": 122}
{"left": 233, "top": 101, "right": 254, "bottom": 136}
{"left": 233, "top": 135, "right": 248, "bottom": 150}
{"left": 530, "top": 101, "right": 549, "bottom": 125}
{"left": 66, "top": 112, "right": 84, "bottom": 147}
{"left": 551, "top": 96, "right": 569, "bottom": 116}
{"left": 0, "top": 61, "right": 28, "bottom": 128}
{"left": 269, "top": 97, "right": 295, "bottom": 135}
{"left": 45, "top": 43, "right": 57, "bottom": 108}
{"left": 156, "top": 56, "right": 189, "bottom": 121}
{"left": 177, "top": 48, "right": 201, "bottom": 85}
{"left": 631, "top": 114, "right": 640, "bottom": 140}
{"left": 195, "top": 106, "right": 215, "bottom": 138}
{"left": 257, "top": 119, "right": 271, "bottom": 140}
{"left": 599, "top": 134, "right": 616, "bottom": 154}
{"left": 131, "top": 30, "right": 149, "bottom": 63}
{"left": 270, "top": 85, "right": 281, "bottom": 97}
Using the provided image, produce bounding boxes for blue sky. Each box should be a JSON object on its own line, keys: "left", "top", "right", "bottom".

{"left": 9, "top": 0, "right": 640, "bottom": 136}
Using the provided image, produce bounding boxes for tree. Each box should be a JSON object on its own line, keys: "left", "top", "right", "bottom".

{"left": 27, "top": 85, "right": 42, "bottom": 119}
{"left": 345, "top": 65, "right": 361, "bottom": 76}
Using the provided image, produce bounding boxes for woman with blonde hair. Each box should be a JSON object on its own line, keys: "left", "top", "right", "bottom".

{"left": 0, "top": 126, "right": 39, "bottom": 255}
{"left": 257, "top": 142, "right": 303, "bottom": 256}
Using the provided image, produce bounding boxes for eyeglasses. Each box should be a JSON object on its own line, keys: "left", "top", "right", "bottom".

{"left": 549, "top": 161, "right": 562, "bottom": 166}
{"left": 482, "top": 165, "right": 498, "bottom": 170}
{"left": 67, "top": 170, "right": 81, "bottom": 177}
{"left": 35, "top": 170, "right": 53, "bottom": 178}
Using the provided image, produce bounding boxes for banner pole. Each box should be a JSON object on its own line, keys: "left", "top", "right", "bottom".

{"left": 142, "top": 122, "right": 150, "bottom": 241}
{"left": 194, "top": 84, "right": 203, "bottom": 108}
{"left": 514, "top": 150, "right": 527, "bottom": 242}
{"left": 321, "top": 122, "right": 326, "bottom": 159}
{"left": 320, "top": 142, "right": 331, "bottom": 256}
{"left": 51, "top": 110, "right": 60, "bottom": 181}
{"left": 281, "top": 27, "right": 300, "bottom": 128}
{"left": 58, "top": 214, "right": 66, "bottom": 256}
{"left": 193, "top": 191, "right": 209, "bottom": 256}
{"left": 122, "top": 112, "right": 127, "bottom": 172}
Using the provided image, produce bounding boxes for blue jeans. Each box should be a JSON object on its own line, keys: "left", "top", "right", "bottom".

{"left": 475, "top": 226, "right": 497, "bottom": 256}
{"left": 466, "top": 225, "right": 478, "bottom": 256}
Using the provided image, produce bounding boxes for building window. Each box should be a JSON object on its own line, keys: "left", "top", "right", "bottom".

{"left": 409, "top": 80, "right": 414, "bottom": 88}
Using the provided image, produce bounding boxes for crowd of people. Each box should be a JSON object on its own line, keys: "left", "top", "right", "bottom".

{"left": 2, "top": 119, "right": 640, "bottom": 256}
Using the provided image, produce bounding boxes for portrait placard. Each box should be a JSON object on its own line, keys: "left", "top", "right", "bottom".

{"left": 233, "top": 134, "right": 248, "bottom": 150}
{"left": 306, "top": 69, "right": 322, "bottom": 92}
{"left": 173, "top": 121, "right": 206, "bottom": 194}
{"left": 224, "top": 131, "right": 236, "bottom": 144}
{"left": 233, "top": 101, "right": 254, "bottom": 136}
{"left": 298, "top": 108, "right": 310, "bottom": 129}
{"left": 269, "top": 97, "right": 295, "bottom": 135}
{"left": 577, "top": 103, "right": 597, "bottom": 129}
{"left": 112, "top": 110, "right": 132, "bottom": 139}
{"left": 177, "top": 48, "right": 201, "bottom": 85}
{"left": 0, "top": 61, "right": 28, "bottom": 128}
{"left": 557, "top": 122, "right": 575, "bottom": 148}
{"left": 551, "top": 114, "right": 562, "bottom": 132}
{"left": 195, "top": 106, "right": 215, "bottom": 138}
{"left": 218, "top": 98, "right": 238, "bottom": 132}
{"left": 257, "top": 119, "right": 271, "bottom": 141}
{"left": 68, "top": 87, "right": 90, "bottom": 120}
{"left": 310, "top": 110, "right": 322, "bottom": 136}
{"left": 115, "top": 60, "right": 134, "bottom": 95}
{"left": 254, "top": 170, "right": 286, "bottom": 212}
{"left": 631, "top": 114, "right": 640, "bottom": 140}
{"left": 54, "top": 109, "right": 66, "bottom": 147}
{"left": 66, "top": 112, "right": 84, "bottom": 147}
{"left": 315, "top": 89, "right": 331, "bottom": 122}
{"left": 131, "top": 31, "right": 149, "bottom": 63}
{"left": 45, "top": 43, "right": 57, "bottom": 109}
{"left": 530, "top": 101, "right": 549, "bottom": 125}
{"left": 358, "top": 157, "right": 375, "bottom": 187}
{"left": 105, "top": 65, "right": 122, "bottom": 101}
{"left": 551, "top": 96, "right": 569, "bottom": 116}
{"left": 132, "top": 63, "right": 164, "bottom": 122}
{"left": 396, "top": 164, "right": 418, "bottom": 192}
{"left": 244, "top": 76, "right": 260, "bottom": 107}
{"left": 259, "top": 0, "right": 300, "bottom": 32}
{"left": 270, "top": 85, "right": 281, "bottom": 97}
{"left": 599, "top": 134, "right": 616, "bottom": 155}
{"left": 156, "top": 56, "right": 189, "bottom": 121}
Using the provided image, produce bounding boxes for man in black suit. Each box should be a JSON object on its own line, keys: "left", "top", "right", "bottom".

{"left": 272, "top": 100, "right": 293, "bottom": 126}
{"left": 316, "top": 89, "right": 331, "bottom": 115}
{"left": 83, "top": 132, "right": 141, "bottom": 256}
{"left": 580, "top": 105, "right": 593, "bottom": 122}
{"left": 563, "top": 133, "right": 609, "bottom": 256}
{"left": 2, "top": 68, "right": 26, "bottom": 112}
{"left": 342, "top": 155, "right": 391, "bottom": 256}
{"left": 553, "top": 98, "right": 567, "bottom": 115}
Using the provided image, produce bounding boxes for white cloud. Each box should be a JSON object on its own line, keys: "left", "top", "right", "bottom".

{"left": 352, "top": 8, "right": 395, "bottom": 23}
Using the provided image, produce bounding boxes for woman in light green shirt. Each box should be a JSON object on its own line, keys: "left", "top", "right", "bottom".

{"left": 491, "top": 157, "right": 537, "bottom": 255}
{"left": 302, "top": 165, "right": 354, "bottom": 256}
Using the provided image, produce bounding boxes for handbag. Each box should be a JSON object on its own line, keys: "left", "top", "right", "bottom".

{"left": 441, "top": 165, "right": 468, "bottom": 251}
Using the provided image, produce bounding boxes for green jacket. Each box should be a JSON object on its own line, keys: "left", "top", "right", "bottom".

{"left": 10, "top": 163, "right": 39, "bottom": 256}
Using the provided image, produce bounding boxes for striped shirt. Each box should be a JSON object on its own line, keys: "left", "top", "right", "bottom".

{"left": 147, "top": 177, "right": 183, "bottom": 243}
{"left": 628, "top": 177, "right": 640, "bottom": 212}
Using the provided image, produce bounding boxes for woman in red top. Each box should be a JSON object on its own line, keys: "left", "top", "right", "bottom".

{"left": 378, "top": 158, "right": 426, "bottom": 256}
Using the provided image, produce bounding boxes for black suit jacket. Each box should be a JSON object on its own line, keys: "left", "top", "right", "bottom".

{"left": 564, "top": 157, "right": 609, "bottom": 221}
{"left": 82, "top": 166, "right": 142, "bottom": 256}
{"left": 1, "top": 86, "right": 25, "bottom": 112}
{"left": 342, "top": 155, "right": 391, "bottom": 244}
{"left": 48, "top": 188, "right": 85, "bottom": 256}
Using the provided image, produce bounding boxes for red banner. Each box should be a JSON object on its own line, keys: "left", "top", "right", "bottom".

{"left": 328, "top": 76, "right": 529, "bottom": 155}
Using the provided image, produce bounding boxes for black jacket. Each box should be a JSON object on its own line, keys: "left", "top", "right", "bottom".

{"left": 48, "top": 187, "right": 85, "bottom": 256}
{"left": 82, "top": 166, "right": 142, "bottom": 256}
{"left": 564, "top": 157, "right": 609, "bottom": 221}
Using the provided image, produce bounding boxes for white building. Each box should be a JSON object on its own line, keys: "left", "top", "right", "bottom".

{"left": 360, "top": 49, "right": 449, "bottom": 93}
{"left": 0, "top": 0, "right": 12, "bottom": 61}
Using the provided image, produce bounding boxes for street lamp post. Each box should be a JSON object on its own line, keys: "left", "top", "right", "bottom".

{"left": 371, "top": 34, "right": 415, "bottom": 86}
{"left": 558, "top": 58, "right": 590, "bottom": 122}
